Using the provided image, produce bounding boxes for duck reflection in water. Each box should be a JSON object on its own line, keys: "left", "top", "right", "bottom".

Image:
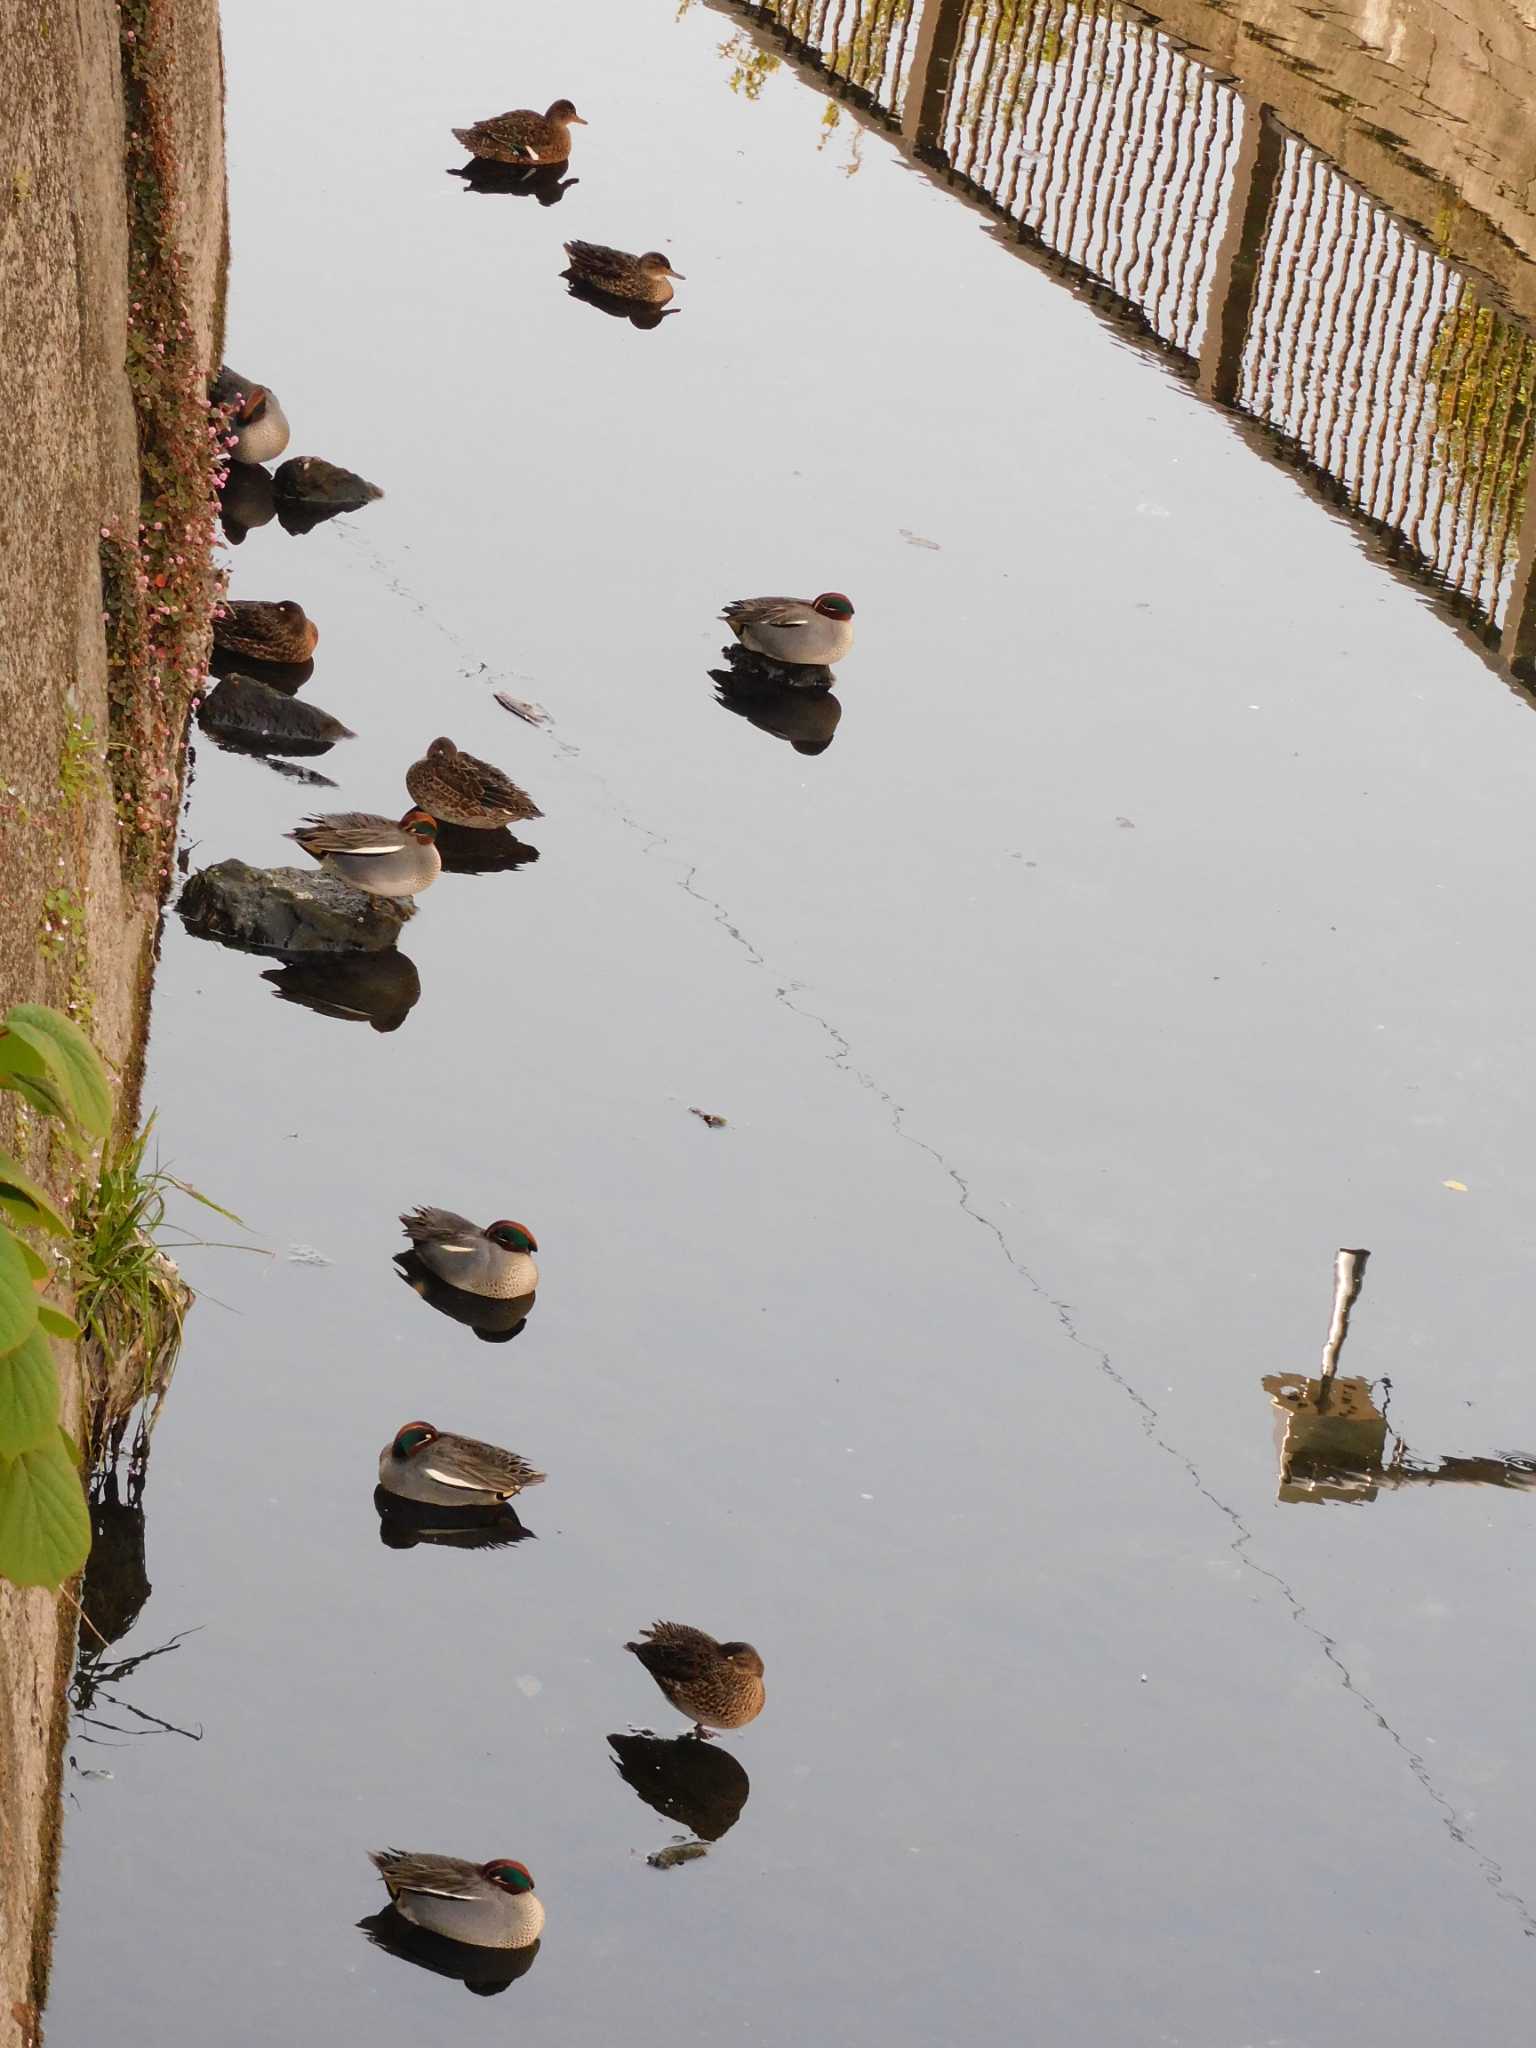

{"left": 434, "top": 824, "right": 541, "bottom": 876}
{"left": 218, "top": 459, "right": 276, "bottom": 545}
{"left": 712, "top": 669, "right": 842, "bottom": 755}
{"left": 449, "top": 158, "right": 577, "bottom": 204}
{"left": 373, "top": 1487, "right": 533, "bottom": 1550}
{"left": 393, "top": 1249, "right": 536, "bottom": 1344}
{"left": 562, "top": 243, "right": 683, "bottom": 331}
{"left": 608, "top": 1731, "right": 751, "bottom": 1842}
{"left": 1262, "top": 1248, "right": 1536, "bottom": 1504}
{"left": 261, "top": 949, "right": 421, "bottom": 1034}
{"left": 358, "top": 1906, "right": 540, "bottom": 1997}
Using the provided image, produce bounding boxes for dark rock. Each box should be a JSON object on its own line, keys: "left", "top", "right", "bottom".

{"left": 178, "top": 860, "right": 413, "bottom": 954}
{"left": 272, "top": 456, "right": 383, "bottom": 534}
{"left": 199, "top": 673, "right": 354, "bottom": 752}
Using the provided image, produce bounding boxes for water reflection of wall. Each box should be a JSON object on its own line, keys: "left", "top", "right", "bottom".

{"left": 719, "top": 0, "right": 1536, "bottom": 689}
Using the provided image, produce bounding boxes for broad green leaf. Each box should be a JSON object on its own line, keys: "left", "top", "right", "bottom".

{"left": 0, "top": 1433, "right": 91, "bottom": 1587}
{"left": 3, "top": 1008, "right": 111, "bottom": 1141}
{"left": 0, "top": 1069, "right": 81, "bottom": 1133}
{"left": 0, "top": 1229, "right": 40, "bottom": 1351}
{"left": 35, "top": 1303, "right": 80, "bottom": 1340}
{"left": 15, "top": 1240, "right": 49, "bottom": 1285}
{"left": 0, "top": 1147, "right": 71, "bottom": 1235}
{"left": 0, "top": 1030, "right": 50, "bottom": 1082}
{"left": 0, "top": 1328, "right": 58, "bottom": 1454}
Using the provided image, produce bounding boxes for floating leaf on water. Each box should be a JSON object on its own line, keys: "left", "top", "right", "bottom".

{"left": 494, "top": 693, "right": 551, "bottom": 727}
{"left": 647, "top": 1840, "right": 709, "bottom": 1870}
{"left": 689, "top": 1108, "right": 727, "bottom": 1129}
{"left": 1443, "top": 1179, "right": 1468, "bottom": 1192}
{"left": 898, "top": 528, "right": 940, "bottom": 550}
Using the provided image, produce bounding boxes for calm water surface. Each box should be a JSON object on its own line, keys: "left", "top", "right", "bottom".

{"left": 47, "top": 0, "right": 1536, "bottom": 2041}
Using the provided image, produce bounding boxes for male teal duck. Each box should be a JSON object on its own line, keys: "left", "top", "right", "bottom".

{"left": 213, "top": 366, "right": 290, "bottom": 465}
{"left": 213, "top": 599, "right": 319, "bottom": 666}
{"left": 562, "top": 241, "right": 684, "bottom": 304}
{"left": 288, "top": 808, "right": 440, "bottom": 898}
{"left": 378, "top": 1422, "right": 545, "bottom": 1508}
{"left": 626, "top": 1621, "right": 766, "bottom": 1736}
{"left": 722, "top": 593, "right": 855, "bottom": 668}
{"left": 406, "top": 737, "right": 542, "bottom": 829}
{"left": 453, "top": 98, "right": 586, "bottom": 165}
{"left": 369, "top": 1851, "right": 544, "bottom": 1948}
{"left": 399, "top": 1208, "right": 539, "bottom": 1297}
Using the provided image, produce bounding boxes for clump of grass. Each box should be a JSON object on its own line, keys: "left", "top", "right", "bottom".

{"left": 72, "top": 1120, "right": 193, "bottom": 1406}
{"left": 57, "top": 715, "right": 108, "bottom": 808}
{"left": 38, "top": 886, "right": 86, "bottom": 959}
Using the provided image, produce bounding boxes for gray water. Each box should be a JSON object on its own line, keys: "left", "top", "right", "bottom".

{"left": 45, "top": 1, "right": 1536, "bottom": 2041}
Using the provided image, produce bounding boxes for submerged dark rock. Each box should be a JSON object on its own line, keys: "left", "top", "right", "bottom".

{"left": 199, "top": 673, "right": 354, "bottom": 753}
{"left": 179, "top": 860, "right": 413, "bottom": 954}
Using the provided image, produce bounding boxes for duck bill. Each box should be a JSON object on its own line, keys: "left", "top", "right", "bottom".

{"left": 665, "top": 266, "right": 686, "bottom": 280}
{"left": 569, "top": 114, "right": 588, "bottom": 124}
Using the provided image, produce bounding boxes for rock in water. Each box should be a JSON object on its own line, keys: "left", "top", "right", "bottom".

{"left": 199, "top": 674, "right": 355, "bottom": 752}
{"left": 272, "top": 456, "right": 383, "bottom": 533}
{"left": 178, "top": 860, "right": 413, "bottom": 953}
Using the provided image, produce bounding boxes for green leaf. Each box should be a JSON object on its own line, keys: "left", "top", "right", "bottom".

{"left": 0, "top": 1147, "right": 71, "bottom": 1235}
{"left": 0, "top": 1030, "right": 50, "bottom": 1083}
{"left": 0, "top": 1229, "right": 40, "bottom": 1351}
{"left": 0, "top": 1433, "right": 91, "bottom": 1587}
{"left": 35, "top": 1303, "right": 80, "bottom": 1340}
{"left": 2, "top": 1008, "right": 112, "bottom": 1141}
{"left": 0, "top": 1328, "right": 59, "bottom": 1455}
{"left": 15, "top": 1240, "right": 49, "bottom": 1285}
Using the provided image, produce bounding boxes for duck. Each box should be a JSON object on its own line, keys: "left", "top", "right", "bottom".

{"left": 722, "top": 593, "right": 855, "bottom": 669}
{"left": 212, "top": 366, "right": 291, "bottom": 465}
{"left": 287, "top": 808, "right": 441, "bottom": 897}
{"left": 625, "top": 1621, "right": 766, "bottom": 1737}
{"left": 369, "top": 1851, "right": 544, "bottom": 1949}
{"left": 213, "top": 599, "right": 319, "bottom": 666}
{"left": 378, "top": 1422, "right": 545, "bottom": 1508}
{"left": 562, "top": 241, "right": 684, "bottom": 305}
{"left": 399, "top": 1208, "right": 539, "bottom": 1297}
{"left": 406, "top": 737, "right": 543, "bottom": 830}
{"left": 453, "top": 98, "right": 586, "bottom": 166}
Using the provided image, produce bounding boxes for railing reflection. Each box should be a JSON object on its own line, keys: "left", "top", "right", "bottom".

{"left": 1260, "top": 1249, "right": 1536, "bottom": 1506}
{"left": 714, "top": 0, "right": 1536, "bottom": 691}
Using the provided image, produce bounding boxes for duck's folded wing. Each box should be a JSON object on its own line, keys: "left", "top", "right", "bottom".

{"left": 374, "top": 1850, "right": 482, "bottom": 1898}
{"left": 295, "top": 812, "right": 402, "bottom": 853}
{"left": 401, "top": 1205, "right": 482, "bottom": 1248}
{"left": 432, "top": 1434, "right": 545, "bottom": 1493}
{"left": 563, "top": 240, "right": 630, "bottom": 280}
{"left": 723, "top": 598, "right": 806, "bottom": 630}
{"left": 632, "top": 1620, "right": 715, "bottom": 1676}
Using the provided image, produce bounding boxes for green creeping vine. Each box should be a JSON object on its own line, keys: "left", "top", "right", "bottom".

{"left": 0, "top": 1004, "right": 111, "bottom": 1588}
